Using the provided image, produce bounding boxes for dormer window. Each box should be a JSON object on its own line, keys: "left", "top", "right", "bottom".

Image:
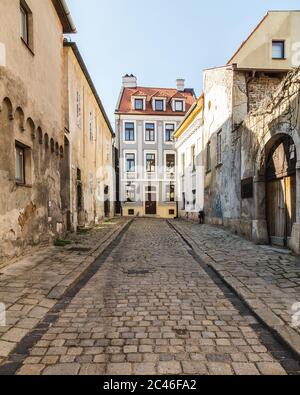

{"left": 155, "top": 99, "right": 164, "bottom": 111}
{"left": 134, "top": 98, "right": 144, "bottom": 110}
{"left": 174, "top": 100, "right": 184, "bottom": 112}
{"left": 272, "top": 41, "right": 285, "bottom": 59}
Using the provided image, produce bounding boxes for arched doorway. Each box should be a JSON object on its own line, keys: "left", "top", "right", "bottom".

{"left": 266, "top": 134, "right": 297, "bottom": 247}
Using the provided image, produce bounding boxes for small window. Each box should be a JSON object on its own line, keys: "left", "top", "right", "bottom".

{"left": 206, "top": 141, "right": 211, "bottom": 172}
{"left": 126, "top": 184, "right": 136, "bottom": 202}
{"left": 15, "top": 143, "right": 25, "bottom": 184}
{"left": 126, "top": 153, "right": 135, "bottom": 173}
{"left": 155, "top": 100, "right": 164, "bottom": 112}
{"left": 166, "top": 183, "right": 175, "bottom": 202}
{"left": 165, "top": 124, "right": 175, "bottom": 142}
{"left": 174, "top": 100, "right": 184, "bottom": 112}
{"left": 146, "top": 153, "right": 156, "bottom": 173}
{"left": 166, "top": 154, "right": 175, "bottom": 173}
{"left": 192, "top": 189, "right": 196, "bottom": 210}
{"left": 125, "top": 122, "right": 135, "bottom": 141}
{"left": 145, "top": 123, "right": 155, "bottom": 142}
{"left": 272, "top": 41, "right": 285, "bottom": 59}
{"left": 182, "top": 153, "right": 185, "bottom": 176}
{"left": 191, "top": 145, "right": 196, "bottom": 172}
{"left": 128, "top": 209, "right": 135, "bottom": 216}
{"left": 134, "top": 99, "right": 144, "bottom": 110}
{"left": 217, "top": 130, "right": 222, "bottom": 165}
{"left": 169, "top": 209, "right": 175, "bottom": 216}
{"left": 20, "top": 1, "right": 33, "bottom": 50}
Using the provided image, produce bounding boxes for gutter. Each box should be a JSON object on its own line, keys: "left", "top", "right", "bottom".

{"left": 52, "top": 0, "right": 77, "bottom": 33}
{"left": 60, "top": 0, "right": 76, "bottom": 33}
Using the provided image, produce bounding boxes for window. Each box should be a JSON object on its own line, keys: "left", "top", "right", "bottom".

{"left": 174, "top": 100, "right": 184, "bottom": 112}
{"left": 134, "top": 99, "right": 144, "bottom": 110}
{"left": 182, "top": 153, "right": 185, "bottom": 176}
{"left": 155, "top": 100, "right": 164, "bottom": 111}
{"left": 125, "top": 122, "right": 135, "bottom": 141}
{"left": 128, "top": 209, "right": 135, "bottom": 216}
{"left": 217, "top": 130, "right": 222, "bottom": 165}
{"left": 20, "top": 4, "right": 28, "bottom": 44}
{"left": 206, "top": 141, "right": 211, "bottom": 172}
{"left": 166, "top": 183, "right": 175, "bottom": 202}
{"left": 77, "top": 92, "right": 81, "bottom": 127}
{"left": 145, "top": 123, "right": 155, "bottom": 142}
{"left": 126, "top": 153, "right": 135, "bottom": 173}
{"left": 15, "top": 143, "right": 25, "bottom": 184}
{"left": 125, "top": 184, "right": 136, "bottom": 202}
{"left": 165, "top": 124, "right": 175, "bottom": 142}
{"left": 89, "top": 112, "right": 93, "bottom": 141}
{"left": 191, "top": 145, "right": 196, "bottom": 172}
{"left": 192, "top": 190, "right": 196, "bottom": 210}
{"left": 20, "top": 1, "right": 32, "bottom": 50}
{"left": 272, "top": 41, "right": 285, "bottom": 59}
{"left": 146, "top": 153, "right": 156, "bottom": 173}
{"left": 182, "top": 192, "right": 186, "bottom": 210}
{"left": 166, "top": 154, "right": 175, "bottom": 173}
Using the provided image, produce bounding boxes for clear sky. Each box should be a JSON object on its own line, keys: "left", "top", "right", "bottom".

{"left": 66, "top": 0, "right": 300, "bottom": 125}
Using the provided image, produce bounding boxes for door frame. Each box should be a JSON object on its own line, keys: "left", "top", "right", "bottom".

{"left": 144, "top": 185, "right": 158, "bottom": 215}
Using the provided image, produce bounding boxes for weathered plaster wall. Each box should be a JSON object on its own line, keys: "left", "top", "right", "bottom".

{"left": 64, "top": 46, "right": 114, "bottom": 231}
{"left": 0, "top": 0, "right": 65, "bottom": 263}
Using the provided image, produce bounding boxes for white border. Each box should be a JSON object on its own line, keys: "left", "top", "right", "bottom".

{"left": 123, "top": 120, "right": 137, "bottom": 144}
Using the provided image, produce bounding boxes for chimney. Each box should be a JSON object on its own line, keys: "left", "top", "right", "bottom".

{"left": 122, "top": 74, "right": 137, "bottom": 88}
{"left": 176, "top": 79, "right": 185, "bottom": 92}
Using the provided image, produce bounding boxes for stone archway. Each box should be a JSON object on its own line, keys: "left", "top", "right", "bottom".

{"left": 253, "top": 130, "right": 300, "bottom": 254}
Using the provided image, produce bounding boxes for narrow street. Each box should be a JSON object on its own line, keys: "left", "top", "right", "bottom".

{"left": 1, "top": 219, "right": 299, "bottom": 375}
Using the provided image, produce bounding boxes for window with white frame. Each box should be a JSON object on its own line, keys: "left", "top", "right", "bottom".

{"left": 15, "top": 143, "right": 25, "bottom": 184}
{"left": 165, "top": 123, "right": 175, "bottom": 142}
{"left": 191, "top": 145, "right": 196, "bottom": 172}
{"left": 134, "top": 98, "right": 144, "bottom": 110}
{"left": 20, "top": 1, "right": 32, "bottom": 49}
{"left": 166, "top": 183, "right": 175, "bottom": 202}
{"left": 146, "top": 153, "right": 156, "bottom": 173}
{"left": 145, "top": 123, "right": 155, "bottom": 142}
{"left": 155, "top": 100, "right": 164, "bottom": 112}
{"left": 166, "top": 153, "right": 175, "bottom": 174}
{"left": 174, "top": 100, "right": 184, "bottom": 112}
{"left": 124, "top": 122, "right": 135, "bottom": 142}
{"left": 125, "top": 183, "right": 136, "bottom": 202}
{"left": 182, "top": 153, "right": 185, "bottom": 176}
{"left": 126, "top": 153, "right": 135, "bottom": 173}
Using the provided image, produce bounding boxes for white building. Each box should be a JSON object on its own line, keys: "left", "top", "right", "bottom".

{"left": 174, "top": 96, "right": 205, "bottom": 221}
{"left": 115, "top": 75, "right": 196, "bottom": 218}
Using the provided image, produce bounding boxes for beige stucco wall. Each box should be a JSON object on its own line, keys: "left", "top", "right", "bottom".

{"left": 64, "top": 46, "right": 114, "bottom": 230}
{"left": 0, "top": 0, "right": 65, "bottom": 263}
{"left": 230, "top": 11, "right": 300, "bottom": 70}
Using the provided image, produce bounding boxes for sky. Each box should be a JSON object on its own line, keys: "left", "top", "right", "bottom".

{"left": 66, "top": 0, "right": 300, "bottom": 125}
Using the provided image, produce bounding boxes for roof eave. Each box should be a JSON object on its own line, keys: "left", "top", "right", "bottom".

{"left": 52, "top": 0, "right": 77, "bottom": 34}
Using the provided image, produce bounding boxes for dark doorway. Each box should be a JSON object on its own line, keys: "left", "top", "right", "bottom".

{"left": 266, "top": 135, "right": 297, "bottom": 247}
{"left": 104, "top": 185, "right": 110, "bottom": 217}
{"left": 145, "top": 186, "right": 157, "bottom": 215}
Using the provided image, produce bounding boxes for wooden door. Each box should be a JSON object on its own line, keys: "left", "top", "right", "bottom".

{"left": 285, "top": 175, "right": 296, "bottom": 241}
{"left": 145, "top": 192, "right": 157, "bottom": 215}
{"left": 267, "top": 179, "right": 286, "bottom": 246}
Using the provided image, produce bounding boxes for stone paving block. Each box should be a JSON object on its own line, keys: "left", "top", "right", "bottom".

{"left": 182, "top": 361, "right": 208, "bottom": 375}
{"left": 106, "top": 363, "right": 132, "bottom": 375}
{"left": 157, "top": 361, "right": 182, "bottom": 375}
{"left": 43, "top": 363, "right": 80, "bottom": 375}
{"left": 232, "top": 363, "right": 260, "bottom": 375}
{"left": 257, "top": 362, "right": 287, "bottom": 376}
{"left": 132, "top": 363, "right": 156, "bottom": 375}
{"left": 0, "top": 340, "right": 16, "bottom": 357}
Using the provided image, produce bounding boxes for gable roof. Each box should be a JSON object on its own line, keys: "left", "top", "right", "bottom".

{"left": 51, "top": 0, "right": 76, "bottom": 33}
{"left": 116, "top": 86, "right": 196, "bottom": 116}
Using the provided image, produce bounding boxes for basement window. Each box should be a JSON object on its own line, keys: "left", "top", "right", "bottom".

{"left": 272, "top": 41, "right": 285, "bottom": 59}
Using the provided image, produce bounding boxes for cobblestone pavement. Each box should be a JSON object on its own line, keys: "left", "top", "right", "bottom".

{"left": 0, "top": 218, "right": 128, "bottom": 366}
{"left": 171, "top": 220, "right": 300, "bottom": 343}
{"left": 2, "top": 218, "right": 299, "bottom": 375}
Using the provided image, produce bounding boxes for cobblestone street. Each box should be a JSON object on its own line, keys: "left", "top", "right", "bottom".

{"left": 1, "top": 219, "right": 299, "bottom": 375}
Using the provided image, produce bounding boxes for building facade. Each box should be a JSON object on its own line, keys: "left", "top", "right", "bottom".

{"left": 0, "top": 0, "right": 75, "bottom": 263}
{"left": 202, "top": 11, "right": 300, "bottom": 253}
{"left": 63, "top": 42, "right": 114, "bottom": 231}
{"left": 115, "top": 75, "right": 196, "bottom": 218}
{"left": 174, "top": 96, "right": 205, "bottom": 221}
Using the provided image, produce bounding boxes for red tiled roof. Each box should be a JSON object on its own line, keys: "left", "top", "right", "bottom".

{"left": 116, "top": 86, "right": 196, "bottom": 115}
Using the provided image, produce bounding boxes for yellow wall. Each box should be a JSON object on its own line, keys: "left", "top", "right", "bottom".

{"left": 123, "top": 203, "right": 177, "bottom": 219}
{"left": 229, "top": 11, "right": 300, "bottom": 70}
